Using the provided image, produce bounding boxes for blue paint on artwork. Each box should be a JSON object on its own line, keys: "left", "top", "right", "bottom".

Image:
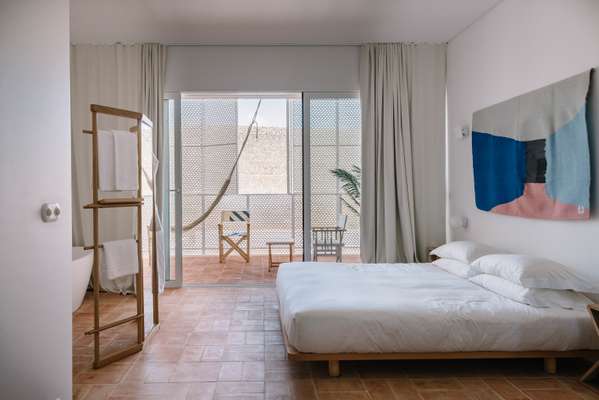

{"left": 472, "top": 132, "right": 526, "bottom": 211}
{"left": 545, "top": 105, "right": 590, "bottom": 208}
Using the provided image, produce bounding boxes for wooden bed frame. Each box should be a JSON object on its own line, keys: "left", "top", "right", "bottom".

{"left": 281, "top": 314, "right": 599, "bottom": 378}
{"left": 279, "top": 257, "right": 599, "bottom": 378}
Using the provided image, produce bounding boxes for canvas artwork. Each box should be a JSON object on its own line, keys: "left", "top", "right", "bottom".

{"left": 471, "top": 71, "right": 592, "bottom": 220}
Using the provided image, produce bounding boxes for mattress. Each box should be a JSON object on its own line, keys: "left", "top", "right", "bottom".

{"left": 276, "top": 262, "right": 599, "bottom": 354}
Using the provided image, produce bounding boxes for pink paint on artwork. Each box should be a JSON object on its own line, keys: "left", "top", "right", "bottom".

{"left": 491, "top": 183, "right": 589, "bottom": 220}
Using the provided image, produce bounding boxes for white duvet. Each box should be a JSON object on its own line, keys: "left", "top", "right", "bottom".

{"left": 276, "top": 262, "right": 598, "bottom": 354}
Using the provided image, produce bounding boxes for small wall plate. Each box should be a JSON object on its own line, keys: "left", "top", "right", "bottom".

{"left": 456, "top": 125, "right": 470, "bottom": 139}
{"left": 41, "top": 203, "right": 61, "bottom": 222}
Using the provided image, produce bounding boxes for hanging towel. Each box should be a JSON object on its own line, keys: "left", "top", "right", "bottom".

{"left": 112, "top": 130, "right": 139, "bottom": 191}
{"left": 103, "top": 239, "right": 138, "bottom": 280}
{"left": 98, "top": 130, "right": 116, "bottom": 191}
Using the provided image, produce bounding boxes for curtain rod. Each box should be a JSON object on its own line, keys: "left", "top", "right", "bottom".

{"left": 70, "top": 42, "right": 361, "bottom": 47}
{"left": 71, "top": 42, "right": 447, "bottom": 47}
{"left": 165, "top": 43, "right": 361, "bottom": 47}
{"left": 165, "top": 42, "right": 446, "bottom": 47}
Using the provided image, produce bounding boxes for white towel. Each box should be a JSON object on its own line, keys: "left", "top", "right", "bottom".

{"left": 98, "top": 130, "right": 116, "bottom": 191}
{"left": 112, "top": 130, "right": 139, "bottom": 191}
{"left": 103, "top": 239, "right": 138, "bottom": 280}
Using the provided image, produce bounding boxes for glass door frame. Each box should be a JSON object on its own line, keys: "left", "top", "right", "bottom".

{"left": 166, "top": 90, "right": 360, "bottom": 284}
{"left": 164, "top": 91, "right": 183, "bottom": 288}
{"left": 168, "top": 91, "right": 302, "bottom": 286}
{"left": 301, "top": 91, "right": 360, "bottom": 262}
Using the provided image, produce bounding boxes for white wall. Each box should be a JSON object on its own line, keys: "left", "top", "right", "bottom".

{"left": 447, "top": 0, "right": 599, "bottom": 280}
{"left": 166, "top": 45, "right": 359, "bottom": 92}
{"left": 0, "top": 1, "right": 72, "bottom": 398}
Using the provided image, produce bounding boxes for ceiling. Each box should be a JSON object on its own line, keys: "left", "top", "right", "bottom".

{"left": 70, "top": 0, "right": 502, "bottom": 45}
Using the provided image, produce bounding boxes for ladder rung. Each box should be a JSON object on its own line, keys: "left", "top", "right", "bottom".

{"left": 84, "top": 199, "right": 143, "bottom": 209}
{"left": 91, "top": 104, "right": 143, "bottom": 120}
{"left": 98, "top": 198, "right": 143, "bottom": 204}
{"left": 85, "top": 313, "right": 144, "bottom": 335}
{"left": 93, "top": 343, "right": 144, "bottom": 369}
{"left": 84, "top": 128, "right": 138, "bottom": 134}
{"left": 83, "top": 239, "right": 139, "bottom": 251}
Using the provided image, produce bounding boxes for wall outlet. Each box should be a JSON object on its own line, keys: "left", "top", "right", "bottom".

{"left": 41, "top": 203, "right": 61, "bottom": 223}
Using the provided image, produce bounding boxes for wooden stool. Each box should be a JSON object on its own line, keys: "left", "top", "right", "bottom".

{"left": 267, "top": 241, "right": 294, "bottom": 272}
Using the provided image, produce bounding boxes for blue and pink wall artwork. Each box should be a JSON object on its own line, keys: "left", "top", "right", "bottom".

{"left": 472, "top": 71, "right": 592, "bottom": 220}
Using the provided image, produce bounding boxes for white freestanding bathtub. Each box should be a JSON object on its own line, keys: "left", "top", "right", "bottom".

{"left": 72, "top": 246, "right": 93, "bottom": 312}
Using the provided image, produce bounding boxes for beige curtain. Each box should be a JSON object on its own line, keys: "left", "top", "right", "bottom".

{"left": 141, "top": 43, "right": 167, "bottom": 212}
{"left": 72, "top": 43, "right": 167, "bottom": 239}
{"left": 71, "top": 44, "right": 142, "bottom": 247}
{"left": 141, "top": 43, "right": 167, "bottom": 292}
{"left": 360, "top": 43, "right": 447, "bottom": 263}
{"left": 71, "top": 43, "right": 167, "bottom": 292}
{"left": 71, "top": 44, "right": 142, "bottom": 292}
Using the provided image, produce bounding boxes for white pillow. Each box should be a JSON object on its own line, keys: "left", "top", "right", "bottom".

{"left": 430, "top": 241, "right": 500, "bottom": 264}
{"left": 472, "top": 254, "right": 597, "bottom": 293}
{"left": 432, "top": 258, "right": 479, "bottom": 278}
{"left": 470, "top": 274, "right": 592, "bottom": 310}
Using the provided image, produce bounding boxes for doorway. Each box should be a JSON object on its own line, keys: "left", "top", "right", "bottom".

{"left": 164, "top": 92, "right": 361, "bottom": 286}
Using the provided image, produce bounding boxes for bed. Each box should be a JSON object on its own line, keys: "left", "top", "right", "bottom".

{"left": 276, "top": 261, "right": 599, "bottom": 376}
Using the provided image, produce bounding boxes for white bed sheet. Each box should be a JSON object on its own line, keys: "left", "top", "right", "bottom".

{"left": 276, "top": 262, "right": 598, "bottom": 354}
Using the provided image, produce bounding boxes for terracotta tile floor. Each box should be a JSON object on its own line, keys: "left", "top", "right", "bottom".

{"left": 73, "top": 286, "right": 599, "bottom": 399}
{"left": 182, "top": 254, "right": 361, "bottom": 285}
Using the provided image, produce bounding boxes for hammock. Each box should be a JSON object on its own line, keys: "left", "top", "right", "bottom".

{"left": 181, "top": 99, "right": 262, "bottom": 232}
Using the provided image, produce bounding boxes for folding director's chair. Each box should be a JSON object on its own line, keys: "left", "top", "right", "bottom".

{"left": 218, "top": 210, "right": 251, "bottom": 263}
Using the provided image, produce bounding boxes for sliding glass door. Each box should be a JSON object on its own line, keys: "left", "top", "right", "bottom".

{"left": 164, "top": 91, "right": 360, "bottom": 286}
{"left": 163, "top": 93, "right": 183, "bottom": 287}
{"left": 302, "top": 92, "right": 361, "bottom": 261}
{"left": 167, "top": 93, "right": 303, "bottom": 285}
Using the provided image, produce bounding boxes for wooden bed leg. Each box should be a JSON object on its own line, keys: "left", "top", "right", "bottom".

{"left": 544, "top": 357, "right": 557, "bottom": 374}
{"left": 328, "top": 360, "right": 340, "bottom": 377}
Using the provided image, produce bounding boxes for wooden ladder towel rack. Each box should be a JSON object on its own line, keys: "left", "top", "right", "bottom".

{"left": 82, "top": 104, "right": 158, "bottom": 369}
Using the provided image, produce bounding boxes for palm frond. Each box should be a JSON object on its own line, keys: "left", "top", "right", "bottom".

{"left": 331, "top": 164, "right": 361, "bottom": 216}
{"left": 330, "top": 168, "right": 358, "bottom": 185}
{"left": 345, "top": 193, "right": 360, "bottom": 208}
{"left": 341, "top": 197, "right": 360, "bottom": 217}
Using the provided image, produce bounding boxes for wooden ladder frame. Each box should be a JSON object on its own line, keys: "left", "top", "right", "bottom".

{"left": 82, "top": 104, "right": 158, "bottom": 369}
